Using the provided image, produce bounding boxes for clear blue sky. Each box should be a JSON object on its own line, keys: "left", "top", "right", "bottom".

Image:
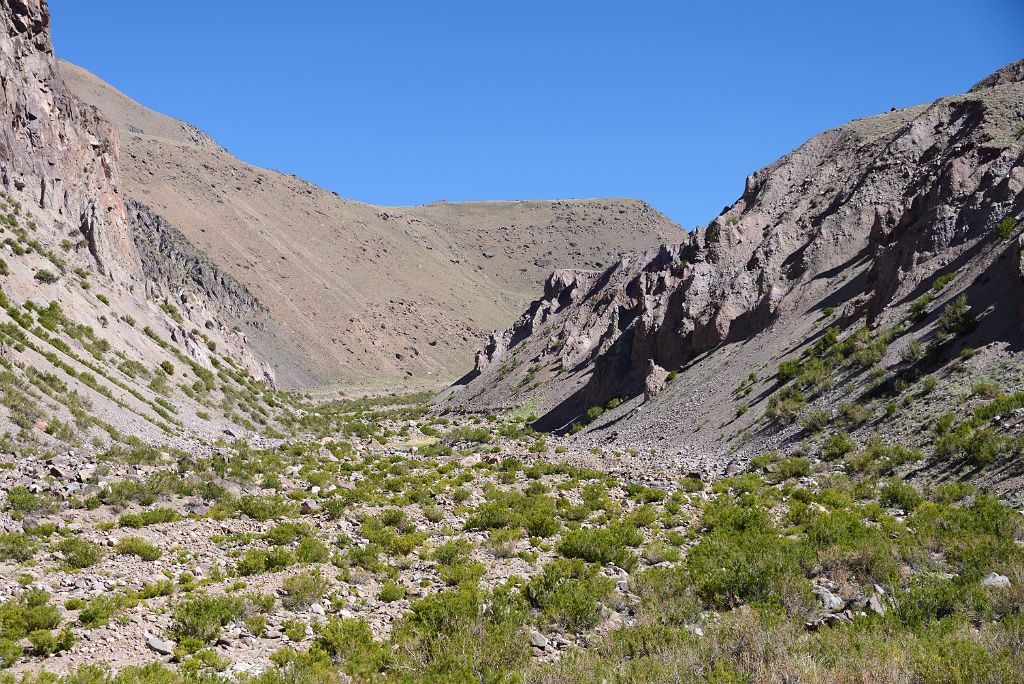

{"left": 50, "top": 1, "right": 1022, "bottom": 227}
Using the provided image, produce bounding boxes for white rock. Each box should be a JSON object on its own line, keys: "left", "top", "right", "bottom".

{"left": 982, "top": 572, "right": 1011, "bottom": 589}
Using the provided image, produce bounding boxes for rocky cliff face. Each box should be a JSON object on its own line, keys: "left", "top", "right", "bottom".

{"left": 0, "top": 0, "right": 275, "bottom": 447}
{"left": 449, "top": 60, "right": 1024, "bottom": 489}
{"left": 0, "top": 0, "right": 137, "bottom": 281}
{"left": 0, "top": 0, "right": 269, "bottom": 373}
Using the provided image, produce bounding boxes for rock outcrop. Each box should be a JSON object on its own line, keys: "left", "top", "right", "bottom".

{"left": 0, "top": 0, "right": 275, "bottom": 440}
{"left": 0, "top": 0, "right": 136, "bottom": 281}
{"left": 449, "top": 59, "right": 1024, "bottom": 481}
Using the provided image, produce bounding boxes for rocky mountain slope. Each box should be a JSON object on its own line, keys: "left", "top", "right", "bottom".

{"left": 59, "top": 61, "right": 681, "bottom": 389}
{"left": 0, "top": 0, "right": 281, "bottom": 454}
{"left": 0, "top": 4, "right": 1021, "bottom": 682}
{"left": 449, "top": 59, "right": 1024, "bottom": 496}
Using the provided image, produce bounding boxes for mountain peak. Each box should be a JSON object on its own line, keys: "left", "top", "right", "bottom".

{"left": 968, "top": 57, "right": 1024, "bottom": 92}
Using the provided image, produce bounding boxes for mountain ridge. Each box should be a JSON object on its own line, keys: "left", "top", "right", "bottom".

{"left": 447, "top": 58, "right": 1024, "bottom": 497}
{"left": 59, "top": 60, "right": 681, "bottom": 389}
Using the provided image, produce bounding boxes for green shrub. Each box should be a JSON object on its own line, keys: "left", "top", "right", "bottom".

{"left": 28, "top": 627, "right": 73, "bottom": 655}
{"left": 0, "top": 638, "right": 19, "bottom": 668}
{"left": 848, "top": 436, "right": 922, "bottom": 476}
{"left": 422, "top": 505, "right": 444, "bottom": 523}
{"left": 935, "top": 422, "right": 1002, "bottom": 465}
{"left": 524, "top": 558, "right": 614, "bottom": 631}
{"left": 379, "top": 582, "right": 404, "bottom": 603}
{"left": 323, "top": 499, "right": 346, "bottom": 520}
{"left": 995, "top": 216, "right": 1017, "bottom": 239}
{"left": 777, "top": 359, "right": 801, "bottom": 383}
{"left": 443, "top": 426, "right": 491, "bottom": 445}
{"left": 170, "top": 593, "right": 245, "bottom": 643}
{"left": 900, "top": 338, "right": 924, "bottom": 363}
{"left": 821, "top": 432, "right": 856, "bottom": 461}
{"left": 908, "top": 494, "right": 1023, "bottom": 579}
{"left": 236, "top": 494, "right": 297, "bottom": 521}
{"left": 5, "top": 486, "right": 56, "bottom": 516}
{"left": 464, "top": 490, "right": 560, "bottom": 538}
{"left": 78, "top": 593, "right": 133, "bottom": 628}
{"left": 281, "top": 569, "right": 328, "bottom": 610}
{"left": 439, "top": 560, "right": 487, "bottom": 586}
{"left": 880, "top": 481, "right": 924, "bottom": 511}
{"left": 263, "top": 522, "right": 311, "bottom": 546}
{"left": 115, "top": 536, "right": 162, "bottom": 561}
{"left": 296, "top": 536, "right": 330, "bottom": 564}
{"left": 392, "top": 582, "right": 528, "bottom": 681}
{"left": 118, "top": 507, "right": 181, "bottom": 528}
{"left": 910, "top": 293, "right": 933, "bottom": 323}
{"left": 313, "top": 617, "right": 391, "bottom": 678}
{"left": 766, "top": 387, "right": 806, "bottom": 424}
{"left": 34, "top": 269, "right": 59, "bottom": 284}
{"left": 777, "top": 456, "right": 811, "bottom": 480}
{"left": 937, "top": 295, "right": 975, "bottom": 340}
{"left": 0, "top": 532, "right": 37, "bottom": 562}
{"left": 234, "top": 547, "right": 294, "bottom": 576}
{"left": 57, "top": 537, "right": 106, "bottom": 569}
{"left": 686, "top": 498, "right": 811, "bottom": 610}
{"left": 803, "top": 410, "right": 829, "bottom": 432}
{"left": 802, "top": 507, "right": 899, "bottom": 583}
{"left": 556, "top": 523, "right": 640, "bottom": 572}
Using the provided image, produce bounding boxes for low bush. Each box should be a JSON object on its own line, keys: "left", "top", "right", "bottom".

{"left": 557, "top": 523, "right": 640, "bottom": 572}
{"left": 236, "top": 494, "right": 297, "bottom": 521}
{"left": 379, "top": 582, "right": 404, "bottom": 603}
{"left": 937, "top": 295, "right": 975, "bottom": 340}
{"left": 115, "top": 536, "right": 162, "bottom": 561}
{"left": 822, "top": 432, "right": 856, "bottom": 461}
{"left": 0, "top": 532, "right": 37, "bottom": 561}
{"left": 767, "top": 387, "right": 807, "bottom": 424}
{"left": 56, "top": 537, "right": 106, "bottom": 569}
{"left": 118, "top": 507, "right": 181, "bottom": 528}
{"left": 234, "top": 547, "right": 294, "bottom": 576}
{"left": 391, "top": 582, "right": 528, "bottom": 681}
{"left": 281, "top": 569, "right": 328, "bottom": 610}
{"left": 78, "top": 593, "right": 134, "bottom": 628}
{"left": 524, "top": 558, "right": 614, "bottom": 632}
{"left": 170, "top": 593, "right": 246, "bottom": 643}
{"left": 995, "top": 216, "right": 1017, "bottom": 239}
{"left": 686, "top": 498, "right": 811, "bottom": 611}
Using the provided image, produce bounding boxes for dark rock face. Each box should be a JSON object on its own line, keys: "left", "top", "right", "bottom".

{"left": 128, "top": 200, "right": 268, "bottom": 323}
{"left": 449, "top": 61, "right": 1024, "bottom": 454}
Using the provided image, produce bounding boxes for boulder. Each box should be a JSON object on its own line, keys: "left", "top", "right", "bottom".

{"left": 146, "top": 636, "right": 176, "bottom": 656}
{"left": 812, "top": 586, "right": 845, "bottom": 612}
{"left": 529, "top": 630, "right": 548, "bottom": 649}
{"left": 982, "top": 572, "right": 1011, "bottom": 589}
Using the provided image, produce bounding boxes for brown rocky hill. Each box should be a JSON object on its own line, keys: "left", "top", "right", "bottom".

{"left": 448, "top": 60, "right": 1024, "bottom": 496}
{"left": 59, "top": 61, "right": 681, "bottom": 389}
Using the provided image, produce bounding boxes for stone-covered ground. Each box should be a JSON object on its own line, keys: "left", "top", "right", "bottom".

{"left": 0, "top": 392, "right": 1021, "bottom": 683}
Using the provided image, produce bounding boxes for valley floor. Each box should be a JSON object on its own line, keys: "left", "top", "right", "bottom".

{"left": 0, "top": 392, "right": 1022, "bottom": 683}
